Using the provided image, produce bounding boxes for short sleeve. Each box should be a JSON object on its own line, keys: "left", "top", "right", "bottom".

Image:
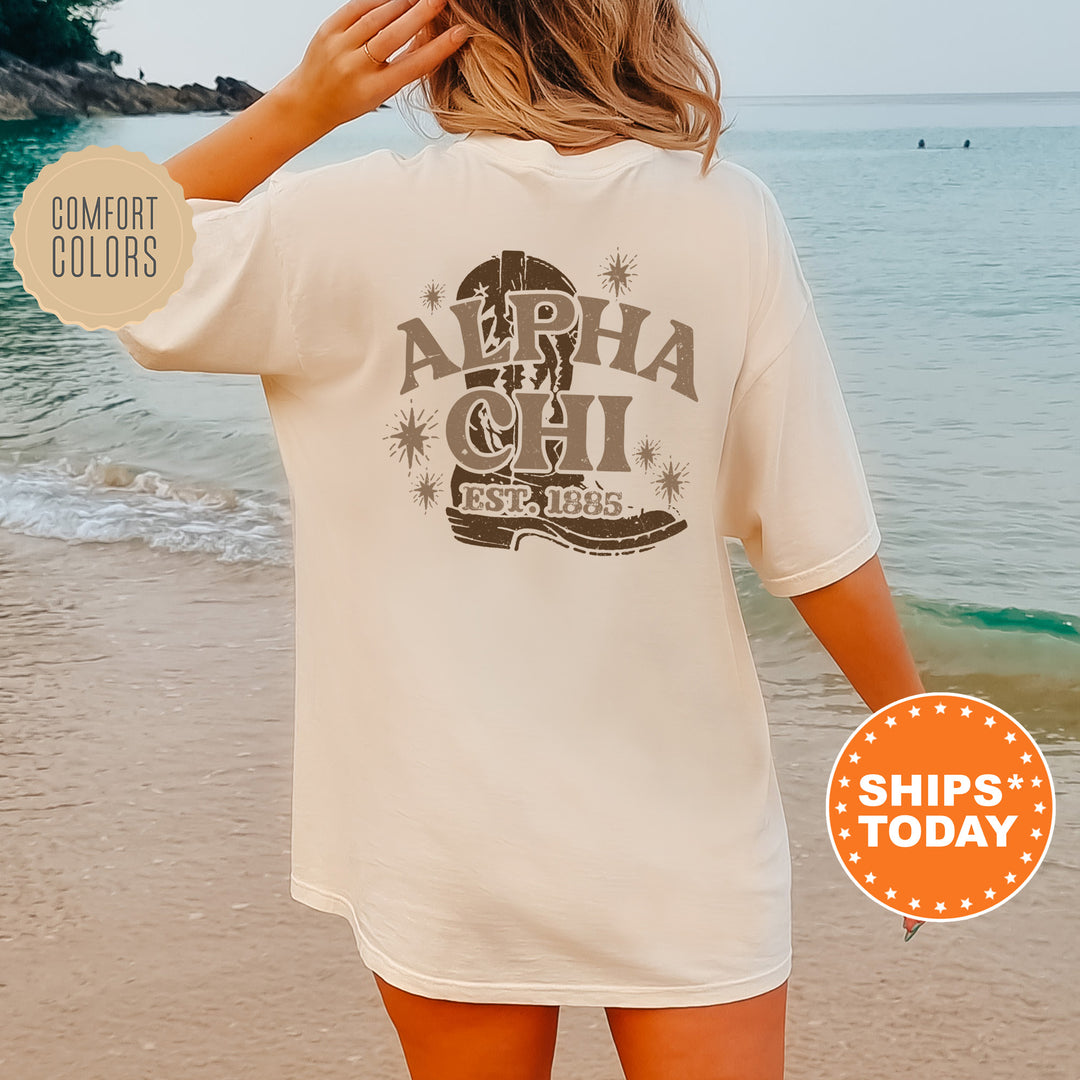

{"left": 714, "top": 180, "right": 881, "bottom": 598}
{"left": 115, "top": 177, "right": 301, "bottom": 377}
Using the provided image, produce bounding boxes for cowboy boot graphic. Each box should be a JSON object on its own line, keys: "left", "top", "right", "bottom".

{"left": 445, "top": 250, "right": 687, "bottom": 555}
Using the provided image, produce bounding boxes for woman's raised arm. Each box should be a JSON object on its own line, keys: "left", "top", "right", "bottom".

{"left": 164, "top": 0, "right": 468, "bottom": 201}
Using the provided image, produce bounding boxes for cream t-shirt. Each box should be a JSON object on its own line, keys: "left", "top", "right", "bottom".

{"left": 116, "top": 131, "right": 881, "bottom": 1007}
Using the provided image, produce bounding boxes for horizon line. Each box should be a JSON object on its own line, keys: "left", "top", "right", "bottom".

{"left": 723, "top": 89, "right": 1080, "bottom": 102}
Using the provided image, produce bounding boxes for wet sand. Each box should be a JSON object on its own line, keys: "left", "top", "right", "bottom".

{"left": 2, "top": 527, "right": 1077, "bottom": 1079}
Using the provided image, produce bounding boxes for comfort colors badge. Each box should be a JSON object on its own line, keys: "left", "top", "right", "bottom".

{"left": 10, "top": 144, "right": 194, "bottom": 331}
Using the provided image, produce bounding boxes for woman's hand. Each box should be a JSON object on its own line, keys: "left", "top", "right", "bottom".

{"left": 275, "top": 0, "right": 468, "bottom": 135}
{"left": 162, "top": 0, "right": 467, "bottom": 202}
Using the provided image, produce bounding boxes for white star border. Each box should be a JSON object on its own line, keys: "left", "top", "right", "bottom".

{"left": 824, "top": 692, "right": 1057, "bottom": 921}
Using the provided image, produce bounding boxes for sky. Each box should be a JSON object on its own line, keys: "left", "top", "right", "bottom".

{"left": 96, "top": 0, "right": 1080, "bottom": 98}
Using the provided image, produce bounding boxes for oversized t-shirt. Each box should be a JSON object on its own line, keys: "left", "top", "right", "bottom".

{"left": 115, "top": 131, "right": 881, "bottom": 1008}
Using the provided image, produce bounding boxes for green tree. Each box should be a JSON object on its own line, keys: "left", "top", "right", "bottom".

{"left": 0, "top": 0, "right": 124, "bottom": 69}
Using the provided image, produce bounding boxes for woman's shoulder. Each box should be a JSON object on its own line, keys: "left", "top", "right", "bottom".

{"left": 269, "top": 141, "right": 441, "bottom": 188}
{"left": 634, "top": 149, "right": 780, "bottom": 241}
{"left": 704, "top": 156, "right": 774, "bottom": 200}
{"left": 269, "top": 137, "right": 771, "bottom": 193}
{"left": 264, "top": 139, "right": 782, "bottom": 252}
{"left": 634, "top": 148, "right": 772, "bottom": 217}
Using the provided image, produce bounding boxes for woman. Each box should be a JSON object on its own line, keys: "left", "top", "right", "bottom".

{"left": 116, "top": 1, "right": 925, "bottom": 1077}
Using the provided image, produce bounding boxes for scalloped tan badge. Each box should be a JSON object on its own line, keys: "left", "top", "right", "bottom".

{"left": 10, "top": 144, "right": 194, "bottom": 331}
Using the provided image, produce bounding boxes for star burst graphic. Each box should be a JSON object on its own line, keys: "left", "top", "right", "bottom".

{"left": 633, "top": 436, "right": 661, "bottom": 471}
{"left": 420, "top": 280, "right": 445, "bottom": 311}
{"left": 599, "top": 249, "right": 637, "bottom": 297}
{"left": 654, "top": 458, "right": 689, "bottom": 508}
{"left": 385, "top": 405, "right": 439, "bottom": 472}
{"left": 411, "top": 471, "right": 442, "bottom": 512}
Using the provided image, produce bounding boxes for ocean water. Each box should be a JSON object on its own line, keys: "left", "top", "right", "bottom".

{"left": 1, "top": 94, "right": 1077, "bottom": 735}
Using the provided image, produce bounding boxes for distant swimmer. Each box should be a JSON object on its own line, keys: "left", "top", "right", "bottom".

{"left": 963, "top": 138, "right": 971, "bottom": 148}
{"left": 917, "top": 138, "right": 926, "bottom": 149}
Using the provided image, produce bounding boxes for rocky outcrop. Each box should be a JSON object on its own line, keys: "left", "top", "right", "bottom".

{"left": 0, "top": 49, "right": 262, "bottom": 120}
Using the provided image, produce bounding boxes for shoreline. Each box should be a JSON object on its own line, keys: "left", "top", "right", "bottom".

{"left": 0, "top": 48, "right": 262, "bottom": 121}
{"left": 1, "top": 526, "right": 1077, "bottom": 1078}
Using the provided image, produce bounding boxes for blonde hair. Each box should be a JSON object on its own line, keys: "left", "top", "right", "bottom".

{"left": 412, "top": 0, "right": 729, "bottom": 177}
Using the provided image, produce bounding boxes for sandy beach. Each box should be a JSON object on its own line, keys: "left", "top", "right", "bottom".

{"left": 2, "top": 526, "right": 1077, "bottom": 1079}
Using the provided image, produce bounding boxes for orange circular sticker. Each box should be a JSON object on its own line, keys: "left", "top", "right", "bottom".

{"left": 10, "top": 144, "right": 194, "bottom": 331}
{"left": 827, "top": 692, "right": 1055, "bottom": 921}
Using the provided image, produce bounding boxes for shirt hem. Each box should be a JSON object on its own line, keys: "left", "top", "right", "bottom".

{"left": 290, "top": 875, "right": 792, "bottom": 1008}
{"left": 760, "top": 523, "right": 883, "bottom": 598}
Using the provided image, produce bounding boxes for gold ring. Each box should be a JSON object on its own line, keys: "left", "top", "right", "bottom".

{"left": 363, "top": 40, "right": 388, "bottom": 66}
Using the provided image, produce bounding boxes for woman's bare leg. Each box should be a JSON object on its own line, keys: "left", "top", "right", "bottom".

{"left": 373, "top": 972, "right": 561, "bottom": 1080}
{"left": 604, "top": 980, "right": 788, "bottom": 1080}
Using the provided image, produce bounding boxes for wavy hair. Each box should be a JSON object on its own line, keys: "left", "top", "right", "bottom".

{"left": 411, "top": 0, "right": 729, "bottom": 177}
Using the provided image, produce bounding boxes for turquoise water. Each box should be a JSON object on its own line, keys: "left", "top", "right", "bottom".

{"left": 1, "top": 95, "right": 1077, "bottom": 732}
